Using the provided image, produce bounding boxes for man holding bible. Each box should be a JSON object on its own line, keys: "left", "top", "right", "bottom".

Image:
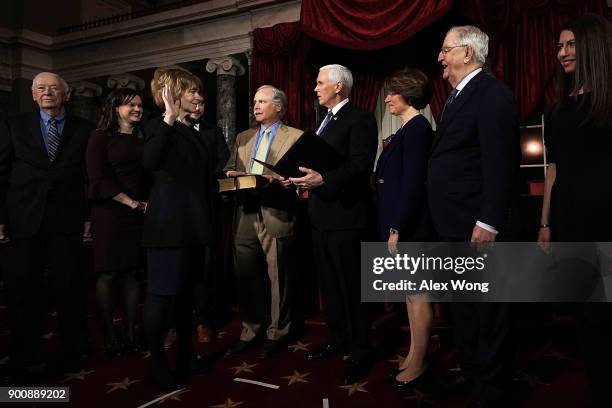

{"left": 290, "top": 64, "right": 378, "bottom": 384}
{"left": 223, "top": 85, "right": 302, "bottom": 358}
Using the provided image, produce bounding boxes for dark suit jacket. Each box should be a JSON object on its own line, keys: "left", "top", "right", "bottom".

{"left": 428, "top": 71, "right": 519, "bottom": 239}
{"left": 0, "top": 111, "right": 92, "bottom": 238}
{"left": 197, "top": 119, "right": 229, "bottom": 181}
{"left": 375, "top": 115, "right": 433, "bottom": 240}
{"left": 142, "top": 118, "right": 215, "bottom": 247}
{"left": 308, "top": 102, "right": 378, "bottom": 231}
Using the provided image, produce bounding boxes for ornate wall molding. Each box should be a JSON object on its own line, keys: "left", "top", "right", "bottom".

{"left": 70, "top": 80, "right": 103, "bottom": 97}
{"left": 205, "top": 56, "right": 246, "bottom": 77}
{"left": 106, "top": 73, "right": 145, "bottom": 90}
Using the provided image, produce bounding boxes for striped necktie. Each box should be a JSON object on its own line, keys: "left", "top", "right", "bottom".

{"left": 250, "top": 128, "right": 272, "bottom": 174}
{"left": 47, "top": 117, "right": 60, "bottom": 161}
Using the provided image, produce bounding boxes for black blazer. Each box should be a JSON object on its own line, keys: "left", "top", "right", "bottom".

{"left": 0, "top": 111, "right": 92, "bottom": 238}
{"left": 308, "top": 102, "right": 378, "bottom": 231}
{"left": 142, "top": 118, "right": 215, "bottom": 247}
{"left": 427, "top": 71, "right": 519, "bottom": 239}
{"left": 197, "top": 119, "right": 229, "bottom": 181}
{"left": 375, "top": 115, "right": 433, "bottom": 240}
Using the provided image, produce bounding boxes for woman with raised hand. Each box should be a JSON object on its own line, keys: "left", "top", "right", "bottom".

{"left": 142, "top": 68, "right": 215, "bottom": 390}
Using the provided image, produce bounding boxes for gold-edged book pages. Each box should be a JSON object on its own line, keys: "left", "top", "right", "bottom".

{"left": 218, "top": 175, "right": 267, "bottom": 193}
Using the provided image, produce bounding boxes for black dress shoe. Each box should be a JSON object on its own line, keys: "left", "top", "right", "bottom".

{"left": 393, "top": 365, "right": 430, "bottom": 390}
{"left": 147, "top": 361, "right": 183, "bottom": 391}
{"left": 176, "top": 353, "right": 211, "bottom": 380}
{"left": 344, "top": 359, "right": 370, "bottom": 384}
{"left": 305, "top": 344, "right": 344, "bottom": 360}
{"left": 259, "top": 340, "right": 283, "bottom": 359}
{"left": 104, "top": 340, "right": 124, "bottom": 357}
{"left": 442, "top": 372, "right": 473, "bottom": 393}
{"left": 225, "top": 340, "right": 254, "bottom": 358}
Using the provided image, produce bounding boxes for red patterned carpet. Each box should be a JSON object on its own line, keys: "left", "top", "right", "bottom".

{"left": 0, "top": 298, "right": 592, "bottom": 408}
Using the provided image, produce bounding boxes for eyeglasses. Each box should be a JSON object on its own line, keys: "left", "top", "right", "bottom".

{"left": 440, "top": 45, "right": 467, "bottom": 56}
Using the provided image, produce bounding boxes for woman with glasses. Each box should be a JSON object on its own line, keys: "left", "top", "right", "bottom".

{"left": 375, "top": 68, "right": 434, "bottom": 389}
{"left": 537, "top": 14, "right": 612, "bottom": 407}
{"left": 87, "top": 88, "right": 147, "bottom": 356}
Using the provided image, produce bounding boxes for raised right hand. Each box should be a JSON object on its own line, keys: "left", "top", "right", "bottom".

{"left": 162, "top": 84, "right": 180, "bottom": 124}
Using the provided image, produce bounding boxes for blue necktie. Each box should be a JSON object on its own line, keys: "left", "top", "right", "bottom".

{"left": 440, "top": 88, "right": 458, "bottom": 122}
{"left": 47, "top": 118, "right": 60, "bottom": 161}
{"left": 316, "top": 110, "right": 334, "bottom": 136}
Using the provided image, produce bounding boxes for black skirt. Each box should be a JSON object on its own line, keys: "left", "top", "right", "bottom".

{"left": 146, "top": 246, "right": 207, "bottom": 295}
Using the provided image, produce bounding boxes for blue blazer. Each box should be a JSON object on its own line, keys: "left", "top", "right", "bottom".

{"left": 375, "top": 115, "right": 433, "bottom": 241}
{"left": 427, "top": 71, "right": 519, "bottom": 239}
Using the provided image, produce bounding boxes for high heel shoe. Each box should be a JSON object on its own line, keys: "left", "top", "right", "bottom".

{"left": 393, "top": 364, "right": 430, "bottom": 390}
{"left": 104, "top": 340, "right": 124, "bottom": 357}
{"left": 147, "top": 361, "right": 183, "bottom": 391}
{"left": 385, "top": 367, "right": 401, "bottom": 382}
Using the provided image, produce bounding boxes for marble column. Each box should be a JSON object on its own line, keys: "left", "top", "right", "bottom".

{"left": 244, "top": 49, "right": 254, "bottom": 127}
{"left": 205, "top": 56, "right": 245, "bottom": 149}
{"left": 106, "top": 73, "right": 145, "bottom": 91}
{"left": 69, "top": 80, "right": 103, "bottom": 122}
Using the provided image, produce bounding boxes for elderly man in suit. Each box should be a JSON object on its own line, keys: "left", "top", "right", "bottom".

{"left": 0, "top": 72, "right": 92, "bottom": 382}
{"left": 290, "top": 64, "right": 378, "bottom": 384}
{"left": 428, "top": 26, "right": 518, "bottom": 407}
{"left": 224, "top": 85, "right": 302, "bottom": 359}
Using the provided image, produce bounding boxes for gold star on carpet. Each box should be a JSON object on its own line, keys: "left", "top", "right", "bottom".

{"left": 106, "top": 377, "right": 140, "bottom": 393}
{"left": 63, "top": 369, "right": 96, "bottom": 382}
{"left": 447, "top": 364, "right": 462, "bottom": 373}
{"left": 339, "top": 381, "right": 369, "bottom": 396}
{"left": 281, "top": 370, "right": 310, "bottom": 386}
{"left": 26, "top": 362, "right": 48, "bottom": 373}
{"left": 513, "top": 371, "right": 550, "bottom": 387}
{"left": 287, "top": 341, "right": 310, "bottom": 352}
{"left": 230, "top": 362, "right": 257, "bottom": 376}
{"left": 209, "top": 398, "right": 245, "bottom": 408}
{"left": 543, "top": 350, "right": 575, "bottom": 362}
{"left": 387, "top": 354, "right": 405, "bottom": 364}
{"left": 155, "top": 389, "right": 189, "bottom": 405}
{"left": 141, "top": 351, "right": 151, "bottom": 359}
{"left": 217, "top": 331, "right": 228, "bottom": 339}
{"left": 42, "top": 331, "right": 57, "bottom": 340}
{"left": 405, "top": 389, "right": 436, "bottom": 405}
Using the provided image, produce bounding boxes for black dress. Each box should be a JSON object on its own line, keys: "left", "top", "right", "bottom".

{"left": 87, "top": 129, "right": 146, "bottom": 272}
{"left": 545, "top": 94, "right": 612, "bottom": 406}
{"left": 546, "top": 95, "right": 612, "bottom": 241}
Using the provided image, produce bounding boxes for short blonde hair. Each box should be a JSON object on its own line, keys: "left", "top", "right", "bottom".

{"left": 151, "top": 68, "right": 203, "bottom": 108}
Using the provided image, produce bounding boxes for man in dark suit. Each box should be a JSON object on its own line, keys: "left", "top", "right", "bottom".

{"left": 189, "top": 98, "right": 231, "bottom": 343}
{"left": 0, "top": 72, "right": 92, "bottom": 381}
{"left": 428, "top": 26, "right": 518, "bottom": 407}
{"left": 290, "top": 64, "right": 378, "bottom": 384}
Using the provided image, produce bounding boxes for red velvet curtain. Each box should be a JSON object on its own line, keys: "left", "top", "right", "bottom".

{"left": 460, "top": 0, "right": 607, "bottom": 118}
{"left": 252, "top": 0, "right": 608, "bottom": 128}
{"left": 300, "top": 0, "right": 454, "bottom": 50}
{"left": 251, "top": 22, "right": 314, "bottom": 129}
